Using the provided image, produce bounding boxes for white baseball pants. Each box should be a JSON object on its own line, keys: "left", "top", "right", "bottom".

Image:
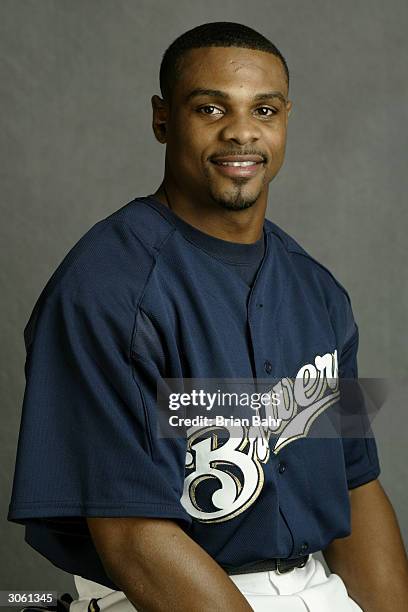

{"left": 69, "top": 554, "right": 364, "bottom": 611}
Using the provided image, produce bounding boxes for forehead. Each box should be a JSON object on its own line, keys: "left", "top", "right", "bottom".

{"left": 174, "top": 46, "right": 288, "bottom": 100}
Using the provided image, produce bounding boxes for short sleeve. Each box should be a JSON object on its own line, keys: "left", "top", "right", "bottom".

{"left": 339, "top": 314, "right": 381, "bottom": 490}
{"left": 7, "top": 268, "right": 192, "bottom": 529}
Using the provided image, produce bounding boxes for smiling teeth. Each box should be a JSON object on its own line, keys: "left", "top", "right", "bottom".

{"left": 218, "top": 161, "right": 258, "bottom": 166}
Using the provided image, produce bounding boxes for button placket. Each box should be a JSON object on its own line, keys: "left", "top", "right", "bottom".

{"left": 299, "top": 542, "right": 309, "bottom": 554}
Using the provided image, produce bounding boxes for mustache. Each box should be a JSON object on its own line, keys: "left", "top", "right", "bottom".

{"left": 209, "top": 150, "right": 267, "bottom": 162}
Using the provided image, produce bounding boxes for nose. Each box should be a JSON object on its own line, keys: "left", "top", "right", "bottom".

{"left": 219, "top": 114, "right": 262, "bottom": 146}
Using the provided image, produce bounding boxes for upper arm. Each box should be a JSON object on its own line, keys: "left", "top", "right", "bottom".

{"left": 8, "top": 253, "right": 191, "bottom": 529}
{"left": 349, "top": 477, "right": 380, "bottom": 498}
{"left": 86, "top": 516, "right": 181, "bottom": 582}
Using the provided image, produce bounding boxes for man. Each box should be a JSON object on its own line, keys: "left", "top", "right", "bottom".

{"left": 8, "top": 21, "right": 408, "bottom": 612}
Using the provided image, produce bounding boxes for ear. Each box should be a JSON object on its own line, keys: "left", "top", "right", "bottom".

{"left": 151, "top": 95, "right": 169, "bottom": 144}
{"left": 286, "top": 99, "right": 293, "bottom": 118}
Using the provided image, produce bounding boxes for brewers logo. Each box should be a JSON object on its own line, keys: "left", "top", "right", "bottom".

{"left": 181, "top": 348, "right": 339, "bottom": 522}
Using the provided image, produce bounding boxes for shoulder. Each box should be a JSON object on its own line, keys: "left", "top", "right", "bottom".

{"left": 264, "top": 217, "right": 357, "bottom": 345}
{"left": 24, "top": 197, "right": 174, "bottom": 344}
{"left": 37, "top": 197, "right": 173, "bottom": 297}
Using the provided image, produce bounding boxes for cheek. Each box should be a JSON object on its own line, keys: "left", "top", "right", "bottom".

{"left": 266, "top": 127, "right": 288, "bottom": 161}
{"left": 169, "top": 119, "right": 207, "bottom": 157}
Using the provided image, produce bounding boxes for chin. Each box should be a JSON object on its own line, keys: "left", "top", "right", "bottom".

{"left": 210, "top": 186, "right": 261, "bottom": 211}
{"left": 218, "top": 199, "right": 256, "bottom": 211}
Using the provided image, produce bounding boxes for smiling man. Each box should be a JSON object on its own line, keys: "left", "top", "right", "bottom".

{"left": 151, "top": 42, "right": 291, "bottom": 240}
{"left": 8, "top": 21, "right": 408, "bottom": 612}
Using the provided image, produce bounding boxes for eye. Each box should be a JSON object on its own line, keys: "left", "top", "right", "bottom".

{"left": 255, "top": 106, "right": 278, "bottom": 117}
{"left": 197, "top": 105, "right": 224, "bottom": 116}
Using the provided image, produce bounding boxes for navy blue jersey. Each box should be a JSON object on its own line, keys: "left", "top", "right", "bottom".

{"left": 7, "top": 195, "right": 381, "bottom": 587}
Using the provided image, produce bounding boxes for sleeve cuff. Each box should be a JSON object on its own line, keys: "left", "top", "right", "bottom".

{"left": 7, "top": 501, "right": 193, "bottom": 528}
{"left": 347, "top": 466, "right": 380, "bottom": 490}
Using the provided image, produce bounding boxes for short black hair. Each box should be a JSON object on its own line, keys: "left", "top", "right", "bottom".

{"left": 159, "top": 22, "right": 290, "bottom": 104}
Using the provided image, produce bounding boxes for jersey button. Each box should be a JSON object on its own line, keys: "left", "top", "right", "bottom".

{"left": 264, "top": 360, "right": 272, "bottom": 374}
{"left": 299, "top": 542, "right": 309, "bottom": 554}
{"left": 278, "top": 462, "right": 286, "bottom": 474}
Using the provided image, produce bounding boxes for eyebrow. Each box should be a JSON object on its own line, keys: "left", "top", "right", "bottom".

{"left": 185, "top": 88, "right": 288, "bottom": 105}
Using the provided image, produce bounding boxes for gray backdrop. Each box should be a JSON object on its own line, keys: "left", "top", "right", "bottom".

{"left": 1, "top": 0, "right": 407, "bottom": 605}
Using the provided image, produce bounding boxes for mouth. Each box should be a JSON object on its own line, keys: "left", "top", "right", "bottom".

{"left": 210, "top": 155, "right": 266, "bottom": 178}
